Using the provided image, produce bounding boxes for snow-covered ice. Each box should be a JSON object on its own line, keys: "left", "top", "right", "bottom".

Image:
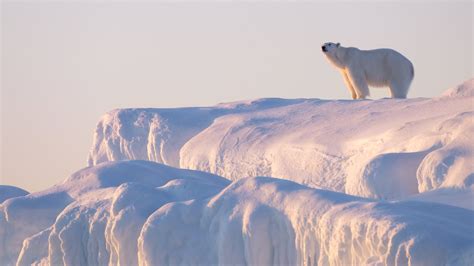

{"left": 1, "top": 79, "right": 473, "bottom": 265}
{"left": 2, "top": 161, "right": 228, "bottom": 265}
{"left": 89, "top": 79, "right": 474, "bottom": 203}
{"left": 139, "top": 177, "right": 474, "bottom": 265}
{"left": 3, "top": 162, "right": 474, "bottom": 265}
{"left": 0, "top": 185, "right": 29, "bottom": 204}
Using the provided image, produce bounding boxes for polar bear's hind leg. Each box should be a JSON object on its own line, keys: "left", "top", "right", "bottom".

{"left": 389, "top": 79, "right": 410, "bottom": 99}
{"left": 389, "top": 60, "right": 414, "bottom": 99}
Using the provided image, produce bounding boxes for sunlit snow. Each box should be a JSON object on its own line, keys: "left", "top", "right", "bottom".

{"left": 1, "top": 79, "right": 473, "bottom": 265}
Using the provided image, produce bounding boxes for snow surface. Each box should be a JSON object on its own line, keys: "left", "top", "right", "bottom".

{"left": 2, "top": 161, "right": 228, "bottom": 265}
{"left": 0, "top": 185, "right": 29, "bottom": 204}
{"left": 89, "top": 79, "right": 474, "bottom": 203}
{"left": 1, "top": 79, "right": 473, "bottom": 265}
{"left": 139, "top": 177, "right": 474, "bottom": 266}
{"left": 2, "top": 162, "right": 473, "bottom": 266}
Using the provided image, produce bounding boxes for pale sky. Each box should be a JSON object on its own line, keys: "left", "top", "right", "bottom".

{"left": 1, "top": 1, "right": 473, "bottom": 192}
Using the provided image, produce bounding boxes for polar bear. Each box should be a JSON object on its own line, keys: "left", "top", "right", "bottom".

{"left": 322, "top": 42, "right": 414, "bottom": 99}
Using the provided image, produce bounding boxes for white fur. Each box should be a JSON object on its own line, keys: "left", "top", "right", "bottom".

{"left": 322, "top": 42, "right": 414, "bottom": 99}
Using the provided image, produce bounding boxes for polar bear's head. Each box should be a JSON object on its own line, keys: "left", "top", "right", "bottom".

{"left": 322, "top": 42, "right": 344, "bottom": 68}
{"left": 321, "top": 42, "right": 340, "bottom": 54}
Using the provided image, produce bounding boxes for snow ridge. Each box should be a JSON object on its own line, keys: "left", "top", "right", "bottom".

{"left": 139, "top": 177, "right": 474, "bottom": 265}
{"left": 3, "top": 162, "right": 473, "bottom": 265}
{"left": 1, "top": 79, "right": 473, "bottom": 265}
{"left": 0, "top": 186, "right": 29, "bottom": 204}
{"left": 88, "top": 98, "right": 306, "bottom": 167}
{"left": 88, "top": 79, "right": 474, "bottom": 202}
{"left": 1, "top": 161, "right": 228, "bottom": 265}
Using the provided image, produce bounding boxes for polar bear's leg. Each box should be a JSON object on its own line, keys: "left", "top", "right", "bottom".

{"left": 347, "top": 69, "right": 370, "bottom": 99}
{"left": 389, "top": 79, "right": 409, "bottom": 98}
{"left": 341, "top": 71, "right": 357, "bottom": 99}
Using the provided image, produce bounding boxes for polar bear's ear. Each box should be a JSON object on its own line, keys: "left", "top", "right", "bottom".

{"left": 336, "top": 43, "right": 340, "bottom": 47}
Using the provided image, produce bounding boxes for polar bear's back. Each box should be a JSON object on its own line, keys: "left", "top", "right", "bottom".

{"left": 349, "top": 47, "right": 414, "bottom": 88}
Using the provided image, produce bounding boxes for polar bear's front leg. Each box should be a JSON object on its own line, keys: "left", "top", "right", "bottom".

{"left": 341, "top": 71, "right": 357, "bottom": 99}
{"left": 347, "top": 68, "right": 370, "bottom": 99}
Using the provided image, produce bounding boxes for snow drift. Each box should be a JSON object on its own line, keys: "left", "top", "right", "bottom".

{"left": 2, "top": 162, "right": 473, "bottom": 266}
{"left": 1, "top": 161, "right": 228, "bottom": 265}
{"left": 139, "top": 177, "right": 474, "bottom": 266}
{"left": 88, "top": 79, "right": 474, "bottom": 202}
{"left": 0, "top": 185, "right": 29, "bottom": 204}
{"left": 2, "top": 79, "right": 473, "bottom": 265}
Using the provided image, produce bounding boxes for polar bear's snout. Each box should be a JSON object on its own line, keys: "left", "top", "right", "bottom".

{"left": 322, "top": 45, "right": 327, "bottom": 52}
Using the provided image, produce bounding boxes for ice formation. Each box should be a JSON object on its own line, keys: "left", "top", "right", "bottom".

{"left": 1, "top": 79, "right": 473, "bottom": 265}
{"left": 2, "top": 162, "right": 474, "bottom": 265}
{"left": 139, "top": 177, "right": 474, "bottom": 265}
{"left": 0, "top": 185, "right": 29, "bottom": 204}
{"left": 89, "top": 79, "right": 474, "bottom": 202}
{"left": 2, "top": 161, "right": 228, "bottom": 265}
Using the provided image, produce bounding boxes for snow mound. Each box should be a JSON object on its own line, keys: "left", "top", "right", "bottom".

{"left": 140, "top": 177, "right": 474, "bottom": 265}
{"left": 407, "top": 187, "right": 474, "bottom": 210}
{"left": 3, "top": 79, "right": 474, "bottom": 265}
{"left": 1, "top": 160, "right": 229, "bottom": 265}
{"left": 4, "top": 162, "right": 474, "bottom": 265}
{"left": 88, "top": 80, "right": 474, "bottom": 201}
{"left": 0, "top": 185, "right": 29, "bottom": 204}
{"left": 441, "top": 78, "right": 474, "bottom": 97}
{"left": 88, "top": 98, "right": 306, "bottom": 167}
